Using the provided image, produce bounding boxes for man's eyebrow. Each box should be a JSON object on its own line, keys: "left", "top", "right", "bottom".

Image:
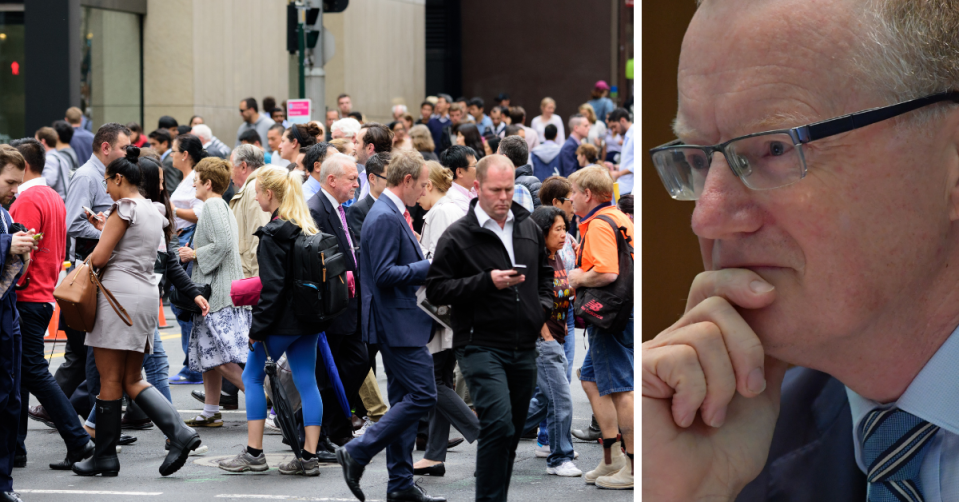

{"left": 671, "top": 111, "right": 816, "bottom": 143}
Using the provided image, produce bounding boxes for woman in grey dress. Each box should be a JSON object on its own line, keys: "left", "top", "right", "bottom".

{"left": 177, "top": 157, "right": 249, "bottom": 427}
{"left": 73, "top": 147, "right": 202, "bottom": 479}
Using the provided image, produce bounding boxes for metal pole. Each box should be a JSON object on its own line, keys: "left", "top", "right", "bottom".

{"left": 297, "top": 9, "right": 306, "bottom": 99}
{"left": 304, "top": 0, "right": 325, "bottom": 119}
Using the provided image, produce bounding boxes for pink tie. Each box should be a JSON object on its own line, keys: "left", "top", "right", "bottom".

{"left": 336, "top": 205, "right": 357, "bottom": 265}
{"left": 404, "top": 209, "right": 414, "bottom": 232}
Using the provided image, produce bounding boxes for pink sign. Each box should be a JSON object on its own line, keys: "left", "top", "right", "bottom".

{"left": 287, "top": 99, "right": 311, "bottom": 124}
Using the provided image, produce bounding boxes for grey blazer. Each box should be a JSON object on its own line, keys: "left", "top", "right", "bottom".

{"left": 190, "top": 197, "right": 246, "bottom": 313}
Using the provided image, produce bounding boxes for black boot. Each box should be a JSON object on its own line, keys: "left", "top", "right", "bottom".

{"left": 134, "top": 386, "right": 201, "bottom": 476}
{"left": 72, "top": 398, "right": 121, "bottom": 477}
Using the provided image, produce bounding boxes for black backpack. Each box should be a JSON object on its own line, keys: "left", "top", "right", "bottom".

{"left": 289, "top": 230, "right": 350, "bottom": 332}
{"left": 574, "top": 214, "right": 634, "bottom": 333}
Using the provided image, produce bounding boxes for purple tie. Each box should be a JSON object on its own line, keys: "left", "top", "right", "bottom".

{"left": 337, "top": 205, "right": 357, "bottom": 265}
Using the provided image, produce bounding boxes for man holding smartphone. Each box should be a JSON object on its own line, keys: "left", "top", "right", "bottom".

{"left": 426, "top": 154, "right": 553, "bottom": 502}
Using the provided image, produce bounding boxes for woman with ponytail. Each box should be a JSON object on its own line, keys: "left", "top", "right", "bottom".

{"left": 168, "top": 133, "right": 209, "bottom": 385}
{"left": 218, "top": 166, "right": 323, "bottom": 477}
{"left": 73, "top": 146, "right": 202, "bottom": 478}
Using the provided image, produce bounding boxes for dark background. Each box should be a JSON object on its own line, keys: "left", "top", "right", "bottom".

{"left": 641, "top": 1, "right": 701, "bottom": 339}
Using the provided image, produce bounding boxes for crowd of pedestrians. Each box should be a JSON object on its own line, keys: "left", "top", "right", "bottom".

{"left": 0, "top": 83, "right": 632, "bottom": 502}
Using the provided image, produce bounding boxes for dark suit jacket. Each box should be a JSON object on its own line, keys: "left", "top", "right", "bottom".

{"left": 346, "top": 194, "right": 375, "bottom": 243}
{"left": 162, "top": 155, "right": 182, "bottom": 194}
{"left": 307, "top": 189, "right": 359, "bottom": 336}
{"left": 359, "top": 195, "right": 431, "bottom": 347}
{"left": 736, "top": 367, "right": 866, "bottom": 502}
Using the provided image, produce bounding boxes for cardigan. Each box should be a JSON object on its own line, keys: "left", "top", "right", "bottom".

{"left": 191, "top": 197, "right": 246, "bottom": 313}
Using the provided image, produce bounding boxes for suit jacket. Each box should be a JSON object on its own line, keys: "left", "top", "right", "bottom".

{"left": 558, "top": 136, "right": 581, "bottom": 178}
{"left": 736, "top": 367, "right": 866, "bottom": 502}
{"left": 346, "top": 194, "right": 375, "bottom": 243}
{"left": 307, "top": 189, "right": 360, "bottom": 336}
{"left": 162, "top": 155, "right": 182, "bottom": 195}
{"left": 359, "top": 195, "right": 431, "bottom": 347}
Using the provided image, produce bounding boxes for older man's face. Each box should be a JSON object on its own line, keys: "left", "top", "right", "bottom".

{"left": 678, "top": 0, "right": 959, "bottom": 366}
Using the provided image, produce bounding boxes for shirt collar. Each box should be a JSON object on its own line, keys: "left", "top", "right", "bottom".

{"left": 449, "top": 181, "right": 472, "bottom": 200}
{"left": 202, "top": 140, "right": 213, "bottom": 149}
{"left": 474, "top": 202, "right": 514, "bottom": 229}
{"left": 18, "top": 176, "right": 47, "bottom": 194}
{"left": 320, "top": 186, "right": 341, "bottom": 210}
{"left": 582, "top": 201, "right": 613, "bottom": 223}
{"left": 160, "top": 149, "right": 170, "bottom": 161}
{"left": 382, "top": 188, "right": 408, "bottom": 215}
{"left": 90, "top": 154, "right": 106, "bottom": 175}
{"left": 847, "top": 323, "right": 959, "bottom": 471}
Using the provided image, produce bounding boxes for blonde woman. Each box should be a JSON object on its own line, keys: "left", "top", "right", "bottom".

{"left": 409, "top": 124, "right": 438, "bottom": 162}
{"left": 218, "top": 166, "right": 324, "bottom": 477}
{"left": 329, "top": 138, "right": 355, "bottom": 157}
{"left": 578, "top": 103, "right": 607, "bottom": 153}
{"left": 414, "top": 161, "right": 480, "bottom": 476}
{"left": 532, "top": 97, "right": 566, "bottom": 143}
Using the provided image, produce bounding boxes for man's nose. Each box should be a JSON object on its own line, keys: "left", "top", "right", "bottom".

{"left": 691, "top": 152, "right": 764, "bottom": 240}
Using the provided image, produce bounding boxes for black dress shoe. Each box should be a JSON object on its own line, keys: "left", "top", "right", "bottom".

{"left": 0, "top": 491, "right": 23, "bottom": 502}
{"left": 13, "top": 455, "right": 25, "bottom": 468}
{"left": 446, "top": 438, "right": 464, "bottom": 449}
{"left": 190, "top": 390, "right": 239, "bottom": 410}
{"left": 318, "top": 437, "right": 337, "bottom": 453}
{"left": 51, "top": 440, "right": 95, "bottom": 470}
{"left": 316, "top": 450, "right": 337, "bottom": 463}
{"left": 387, "top": 484, "right": 446, "bottom": 502}
{"left": 336, "top": 446, "right": 366, "bottom": 502}
{"left": 118, "top": 434, "right": 137, "bottom": 446}
{"left": 27, "top": 405, "right": 56, "bottom": 429}
{"left": 120, "top": 416, "right": 153, "bottom": 430}
{"left": 412, "top": 462, "right": 445, "bottom": 476}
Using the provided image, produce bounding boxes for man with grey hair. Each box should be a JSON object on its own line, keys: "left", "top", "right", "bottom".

{"left": 305, "top": 152, "right": 368, "bottom": 454}
{"left": 392, "top": 104, "right": 408, "bottom": 122}
{"left": 557, "top": 114, "right": 589, "bottom": 177}
{"left": 191, "top": 124, "right": 231, "bottom": 160}
{"left": 644, "top": 0, "right": 959, "bottom": 500}
{"left": 228, "top": 145, "right": 270, "bottom": 278}
{"left": 331, "top": 118, "right": 362, "bottom": 146}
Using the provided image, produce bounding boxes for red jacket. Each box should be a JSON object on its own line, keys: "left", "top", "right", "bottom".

{"left": 11, "top": 182, "right": 67, "bottom": 303}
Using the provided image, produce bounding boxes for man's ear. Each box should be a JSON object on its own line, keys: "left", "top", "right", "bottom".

{"left": 949, "top": 120, "right": 959, "bottom": 221}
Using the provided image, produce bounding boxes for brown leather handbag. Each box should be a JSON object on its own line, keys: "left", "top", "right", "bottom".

{"left": 54, "top": 258, "right": 133, "bottom": 332}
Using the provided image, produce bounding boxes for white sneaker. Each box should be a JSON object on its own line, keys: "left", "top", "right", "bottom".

{"left": 535, "top": 444, "right": 578, "bottom": 459}
{"left": 265, "top": 415, "right": 281, "bottom": 433}
{"left": 116, "top": 445, "right": 122, "bottom": 454}
{"left": 189, "top": 444, "right": 209, "bottom": 456}
{"left": 355, "top": 417, "right": 374, "bottom": 436}
{"left": 547, "top": 460, "right": 583, "bottom": 477}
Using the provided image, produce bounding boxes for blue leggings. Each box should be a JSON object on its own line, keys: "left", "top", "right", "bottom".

{"left": 242, "top": 334, "right": 322, "bottom": 426}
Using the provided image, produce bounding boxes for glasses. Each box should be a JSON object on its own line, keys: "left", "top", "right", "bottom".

{"left": 372, "top": 173, "right": 387, "bottom": 181}
{"left": 102, "top": 174, "right": 122, "bottom": 189}
{"left": 649, "top": 91, "right": 959, "bottom": 200}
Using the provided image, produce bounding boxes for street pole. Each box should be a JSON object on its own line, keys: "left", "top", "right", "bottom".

{"left": 297, "top": 7, "right": 306, "bottom": 99}
{"left": 304, "top": 0, "right": 325, "bottom": 119}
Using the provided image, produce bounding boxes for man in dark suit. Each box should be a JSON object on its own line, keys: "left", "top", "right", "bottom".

{"left": 147, "top": 129, "right": 181, "bottom": 194}
{"left": 305, "top": 149, "right": 368, "bottom": 451}
{"left": 643, "top": 1, "right": 959, "bottom": 500}
{"left": 346, "top": 152, "right": 390, "bottom": 241}
{"left": 336, "top": 150, "right": 444, "bottom": 502}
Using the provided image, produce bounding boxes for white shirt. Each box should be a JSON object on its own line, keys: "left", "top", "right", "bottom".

{"left": 618, "top": 124, "right": 634, "bottom": 194}
{"left": 847, "top": 324, "right": 959, "bottom": 502}
{"left": 474, "top": 203, "right": 515, "bottom": 265}
{"left": 382, "top": 188, "right": 409, "bottom": 218}
{"left": 17, "top": 176, "right": 47, "bottom": 195}
{"left": 170, "top": 170, "right": 204, "bottom": 230}
{"left": 271, "top": 151, "right": 291, "bottom": 168}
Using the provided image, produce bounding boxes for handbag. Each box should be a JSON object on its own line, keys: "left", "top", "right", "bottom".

{"left": 170, "top": 283, "right": 212, "bottom": 315}
{"left": 54, "top": 257, "right": 133, "bottom": 332}
{"left": 573, "top": 214, "right": 633, "bottom": 333}
{"left": 230, "top": 277, "right": 262, "bottom": 307}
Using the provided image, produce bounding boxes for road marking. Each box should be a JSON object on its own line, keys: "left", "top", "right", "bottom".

{"left": 216, "top": 495, "right": 381, "bottom": 502}
{"left": 19, "top": 489, "right": 163, "bottom": 496}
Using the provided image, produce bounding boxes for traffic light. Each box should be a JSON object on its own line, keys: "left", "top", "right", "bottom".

{"left": 287, "top": 4, "right": 297, "bottom": 54}
{"left": 324, "top": 0, "right": 348, "bottom": 13}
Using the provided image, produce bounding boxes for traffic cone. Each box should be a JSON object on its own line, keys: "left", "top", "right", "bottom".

{"left": 158, "top": 300, "right": 169, "bottom": 328}
{"left": 44, "top": 302, "right": 65, "bottom": 341}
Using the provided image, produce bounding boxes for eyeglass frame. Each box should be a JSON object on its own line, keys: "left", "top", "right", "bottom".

{"left": 102, "top": 173, "right": 123, "bottom": 190}
{"left": 649, "top": 91, "right": 959, "bottom": 195}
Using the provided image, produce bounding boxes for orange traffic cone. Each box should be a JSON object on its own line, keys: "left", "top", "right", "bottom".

{"left": 158, "top": 300, "right": 169, "bottom": 328}
{"left": 44, "top": 302, "right": 65, "bottom": 341}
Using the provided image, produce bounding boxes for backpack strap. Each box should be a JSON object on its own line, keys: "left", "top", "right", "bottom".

{"left": 594, "top": 215, "right": 633, "bottom": 257}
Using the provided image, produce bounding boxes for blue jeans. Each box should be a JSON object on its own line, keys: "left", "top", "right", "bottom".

{"left": 537, "top": 307, "right": 576, "bottom": 445}
{"left": 243, "top": 334, "right": 322, "bottom": 426}
{"left": 142, "top": 328, "right": 171, "bottom": 402}
{"left": 579, "top": 316, "right": 634, "bottom": 396}
{"left": 524, "top": 339, "right": 574, "bottom": 467}
{"left": 172, "top": 225, "right": 201, "bottom": 381}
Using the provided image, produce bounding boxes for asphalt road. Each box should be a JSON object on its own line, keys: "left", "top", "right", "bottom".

{"left": 12, "top": 305, "right": 633, "bottom": 502}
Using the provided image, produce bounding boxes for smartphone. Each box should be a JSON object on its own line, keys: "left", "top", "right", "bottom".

{"left": 82, "top": 207, "right": 103, "bottom": 221}
{"left": 511, "top": 264, "right": 527, "bottom": 275}
{"left": 32, "top": 233, "right": 43, "bottom": 241}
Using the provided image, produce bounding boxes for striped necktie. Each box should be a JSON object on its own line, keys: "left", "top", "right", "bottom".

{"left": 859, "top": 408, "right": 940, "bottom": 502}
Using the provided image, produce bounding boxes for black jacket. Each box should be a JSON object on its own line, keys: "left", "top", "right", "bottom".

{"left": 163, "top": 237, "right": 200, "bottom": 299}
{"left": 514, "top": 163, "right": 542, "bottom": 208}
{"left": 425, "top": 200, "right": 553, "bottom": 351}
{"left": 346, "top": 194, "right": 375, "bottom": 243}
{"left": 308, "top": 190, "right": 360, "bottom": 336}
{"left": 249, "top": 217, "right": 308, "bottom": 340}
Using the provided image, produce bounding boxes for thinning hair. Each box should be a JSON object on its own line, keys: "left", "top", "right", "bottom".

{"left": 232, "top": 144, "right": 265, "bottom": 169}
{"left": 476, "top": 154, "right": 514, "bottom": 184}
{"left": 568, "top": 113, "right": 588, "bottom": 132}
{"left": 319, "top": 153, "right": 355, "bottom": 183}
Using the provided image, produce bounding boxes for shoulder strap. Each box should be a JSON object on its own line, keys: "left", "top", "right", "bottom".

{"left": 86, "top": 258, "right": 133, "bottom": 326}
{"left": 594, "top": 215, "right": 633, "bottom": 255}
